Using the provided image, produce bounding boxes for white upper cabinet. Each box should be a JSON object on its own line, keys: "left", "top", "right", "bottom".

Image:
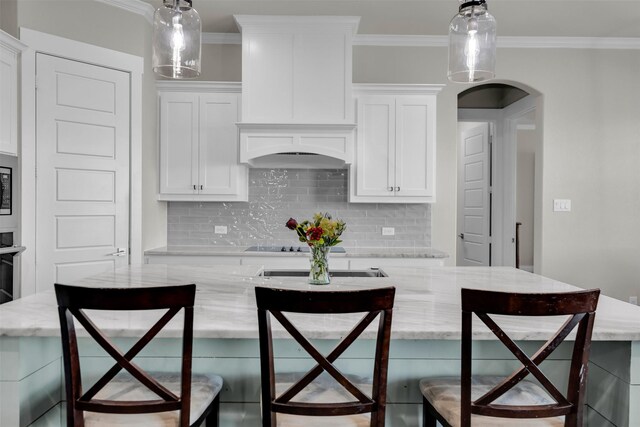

{"left": 158, "top": 82, "right": 248, "bottom": 201}
{"left": 234, "top": 15, "right": 359, "bottom": 125}
{"left": 234, "top": 16, "right": 359, "bottom": 165}
{"left": 0, "top": 31, "right": 26, "bottom": 156}
{"left": 350, "top": 84, "right": 443, "bottom": 203}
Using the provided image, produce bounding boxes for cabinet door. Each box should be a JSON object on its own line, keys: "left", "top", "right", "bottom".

{"left": 395, "top": 96, "right": 436, "bottom": 198}
{"left": 356, "top": 96, "right": 395, "bottom": 196}
{"left": 159, "top": 92, "right": 198, "bottom": 195}
{"left": 199, "top": 93, "right": 244, "bottom": 195}
{"left": 0, "top": 46, "right": 18, "bottom": 156}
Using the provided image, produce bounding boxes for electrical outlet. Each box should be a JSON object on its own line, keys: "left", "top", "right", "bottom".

{"left": 630, "top": 296, "right": 638, "bottom": 305}
{"left": 214, "top": 226, "right": 228, "bottom": 235}
{"left": 381, "top": 227, "right": 395, "bottom": 236}
{"left": 553, "top": 199, "right": 572, "bottom": 212}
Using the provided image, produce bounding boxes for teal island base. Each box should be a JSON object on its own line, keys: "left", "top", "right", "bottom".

{"left": 0, "top": 337, "right": 635, "bottom": 427}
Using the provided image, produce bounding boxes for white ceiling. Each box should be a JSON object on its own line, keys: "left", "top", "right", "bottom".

{"left": 139, "top": 0, "right": 640, "bottom": 38}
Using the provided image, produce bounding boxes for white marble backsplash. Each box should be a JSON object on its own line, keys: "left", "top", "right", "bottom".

{"left": 167, "top": 169, "right": 431, "bottom": 248}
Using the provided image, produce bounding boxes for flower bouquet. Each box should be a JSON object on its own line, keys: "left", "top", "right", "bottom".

{"left": 286, "top": 213, "right": 346, "bottom": 285}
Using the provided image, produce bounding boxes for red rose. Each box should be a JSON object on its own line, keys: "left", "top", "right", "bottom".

{"left": 285, "top": 218, "right": 298, "bottom": 230}
{"left": 306, "top": 227, "right": 324, "bottom": 241}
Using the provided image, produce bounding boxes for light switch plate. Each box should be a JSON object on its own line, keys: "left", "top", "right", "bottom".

{"left": 553, "top": 199, "right": 571, "bottom": 212}
{"left": 214, "top": 226, "right": 228, "bottom": 234}
{"left": 382, "top": 227, "right": 395, "bottom": 236}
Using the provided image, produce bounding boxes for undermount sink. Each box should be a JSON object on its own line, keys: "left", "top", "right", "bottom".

{"left": 260, "top": 269, "right": 388, "bottom": 278}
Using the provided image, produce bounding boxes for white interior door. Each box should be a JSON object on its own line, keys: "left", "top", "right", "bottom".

{"left": 36, "top": 53, "right": 130, "bottom": 287}
{"left": 457, "top": 122, "right": 491, "bottom": 266}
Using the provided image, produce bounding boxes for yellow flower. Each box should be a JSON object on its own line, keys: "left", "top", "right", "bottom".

{"left": 319, "top": 218, "right": 337, "bottom": 236}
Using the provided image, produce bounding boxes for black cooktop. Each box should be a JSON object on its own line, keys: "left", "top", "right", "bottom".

{"left": 245, "top": 245, "right": 346, "bottom": 253}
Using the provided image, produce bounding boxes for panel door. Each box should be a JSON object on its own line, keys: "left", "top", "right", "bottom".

{"left": 36, "top": 54, "right": 130, "bottom": 289}
{"left": 199, "top": 93, "right": 243, "bottom": 195}
{"left": 395, "top": 96, "right": 435, "bottom": 197}
{"left": 457, "top": 123, "right": 491, "bottom": 266}
{"left": 159, "top": 92, "right": 198, "bottom": 195}
{"left": 356, "top": 96, "right": 395, "bottom": 196}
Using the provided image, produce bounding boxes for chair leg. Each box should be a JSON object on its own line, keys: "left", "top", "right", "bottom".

{"left": 205, "top": 395, "right": 220, "bottom": 427}
{"left": 422, "top": 396, "right": 437, "bottom": 427}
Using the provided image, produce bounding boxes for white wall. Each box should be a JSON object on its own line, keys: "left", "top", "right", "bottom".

{"left": 14, "top": 0, "right": 167, "bottom": 254}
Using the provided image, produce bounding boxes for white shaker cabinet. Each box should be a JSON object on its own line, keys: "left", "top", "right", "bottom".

{"left": 350, "top": 85, "right": 443, "bottom": 203}
{"left": 158, "top": 82, "right": 248, "bottom": 201}
{"left": 0, "top": 31, "right": 26, "bottom": 156}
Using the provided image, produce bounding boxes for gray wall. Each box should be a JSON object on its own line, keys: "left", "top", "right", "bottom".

{"left": 0, "top": 0, "right": 18, "bottom": 37}
{"left": 168, "top": 169, "right": 431, "bottom": 248}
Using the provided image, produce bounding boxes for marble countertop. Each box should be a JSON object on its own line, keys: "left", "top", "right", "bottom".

{"left": 145, "top": 246, "right": 449, "bottom": 259}
{"left": 1, "top": 264, "right": 639, "bottom": 341}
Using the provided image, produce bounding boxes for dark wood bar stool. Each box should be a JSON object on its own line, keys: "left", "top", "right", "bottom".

{"left": 55, "top": 283, "right": 222, "bottom": 427}
{"left": 255, "top": 286, "right": 396, "bottom": 426}
{"left": 421, "top": 288, "right": 600, "bottom": 427}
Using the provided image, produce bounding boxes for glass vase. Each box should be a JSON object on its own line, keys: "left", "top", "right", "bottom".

{"left": 309, "top": 245, "right": 330, "bottom": 285}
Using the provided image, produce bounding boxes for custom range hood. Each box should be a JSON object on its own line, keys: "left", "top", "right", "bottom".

{"left": 234, "top": 15, "right": 359, "bottom": 168}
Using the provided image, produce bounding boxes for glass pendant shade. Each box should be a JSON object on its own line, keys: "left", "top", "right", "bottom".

{"left": 448, "top": 0, "right": 497, "bottom": 83}
{"left": 152, "top": 0, "right": 201, "bottom": 79}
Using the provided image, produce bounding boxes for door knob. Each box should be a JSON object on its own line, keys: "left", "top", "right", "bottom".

{"left": 458, "top": 233, "right": 464, "bottom": 239}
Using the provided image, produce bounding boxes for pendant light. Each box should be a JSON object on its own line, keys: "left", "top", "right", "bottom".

{"left": 152, "top": 0, "right": 202, "bottom": 79}
{"left": 448, "top": 0, "right": 496, "bottom": 83}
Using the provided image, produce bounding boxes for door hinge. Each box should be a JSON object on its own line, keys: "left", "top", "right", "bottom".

{"left": 488, "top": 236, "right": 493, "bottom": 243}
{"left": 35, "top": 76, "right": 38, "bottom": 90}
{"left": 488, "top": 186, "right": 493, "bottom": 194}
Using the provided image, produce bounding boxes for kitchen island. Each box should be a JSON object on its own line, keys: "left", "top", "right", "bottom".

{"left": 0, "top": 264, "right": 638, "bottom": 426}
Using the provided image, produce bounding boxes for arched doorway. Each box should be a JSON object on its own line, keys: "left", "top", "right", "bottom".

{"left": 456, "top": 82, "right": 543, "bottom": 271}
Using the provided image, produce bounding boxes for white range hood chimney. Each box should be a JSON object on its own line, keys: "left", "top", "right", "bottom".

{"left": 234, "top": 15, "right": 360, "bottom": 168}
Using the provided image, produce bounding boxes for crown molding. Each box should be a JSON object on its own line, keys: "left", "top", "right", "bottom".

{"left": 96, "top": 0, "right": 155, "bottom": 24}
{"left": 0, "top": 30, "right": 28, "bottom": 53}
{"left": 498, "top": 36, "right": 640, "bottom": 50}
{"left": 94, "top": 1, "right": 640, "bottom": 50}
{"left": 354, "top": 35, "right": 448, "bottom": 47}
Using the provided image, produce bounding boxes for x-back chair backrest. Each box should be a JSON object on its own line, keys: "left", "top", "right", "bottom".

{"left": 255, "top": 286, "right": 396, "bottom": 427}
{"left": 55, "top": 283, "right": 196, "bottom": 427}
{"left": 460, "top": 288, "right": 600, "bottom": 427}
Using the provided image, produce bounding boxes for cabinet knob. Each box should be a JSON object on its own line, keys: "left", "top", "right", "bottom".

{"left": 395, "top": 186, "right": 400, "bottom": 192}
{"left": 388, "top": 187, "right": 394, "bottom": 192}
{"left": 200, "top": 185, "right": 203, "bottom": 190}
{"left": 193, "top": 185, "right": 197, "bottom": 190}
